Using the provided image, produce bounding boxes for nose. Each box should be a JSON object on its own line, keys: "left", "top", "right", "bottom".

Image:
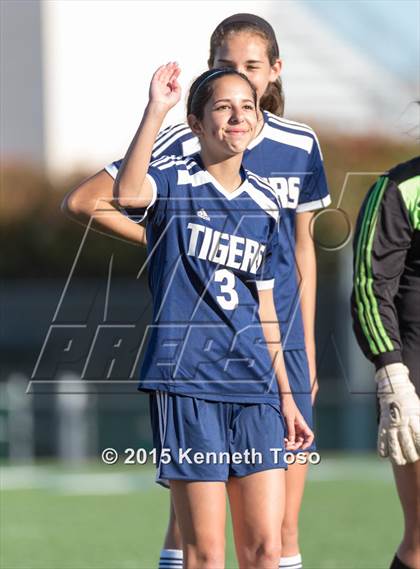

{"left": 229, "top": 106, "right": 245, "bottom": 124}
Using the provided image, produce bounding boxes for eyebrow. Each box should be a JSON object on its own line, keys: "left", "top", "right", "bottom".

{"left": 217, "top": 59, "right": 263, "bottom": 64}
{"left": 213, "top": 98, "right": 255, "bottom": 104}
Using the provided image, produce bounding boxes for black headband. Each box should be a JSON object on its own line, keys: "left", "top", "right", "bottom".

{"left": 214, "top": 13, "right": 280, "bottom": 57}
{"left": 191, "top": 69, "right": 231, "bottom": 103}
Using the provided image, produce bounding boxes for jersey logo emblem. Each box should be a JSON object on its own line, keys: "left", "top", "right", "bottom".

{"left": 197, "top": 209, "right": 210, "bottom": 221}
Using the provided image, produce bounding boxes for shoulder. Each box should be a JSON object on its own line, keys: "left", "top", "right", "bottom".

{"left": 387, "top": 156, "right": 420, "bottom": 187}
{"left": 245, "top": 169, "right": 280, "bottom": 221}
{"left": 152, "top": 122, "right": 197, "bottom": 159}
{"left": 262, "top": 111, "right": 322, "bottom": 156}
{"left": 150, "top": 154, "right": 197, "bottom": 170}
{"left": 149, "top": 155, "right": 201, "bottom": 190}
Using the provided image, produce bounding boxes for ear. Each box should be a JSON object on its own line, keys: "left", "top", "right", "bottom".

{"left": 187, "top": 114, "right": 203, "bottom": 135}
{"left": 269, "top": 58, "right": 282, "bottom": 82}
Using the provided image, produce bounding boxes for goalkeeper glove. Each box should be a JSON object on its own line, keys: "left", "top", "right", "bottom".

{"left": 375, "top": 363, "right": 420, "bottom": 466}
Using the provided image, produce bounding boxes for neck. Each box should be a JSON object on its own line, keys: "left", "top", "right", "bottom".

{"left": 199, "top": 149, "right": 244, "bottom": 193}
{"left": 255, "top": 108, "right": 265, "bottom": 137}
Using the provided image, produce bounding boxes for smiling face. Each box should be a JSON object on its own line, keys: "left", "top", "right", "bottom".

{"left": 188, "top": 74, "right": 258, "bottom": 159}
{"left": 211, "top": 31, "right": 281, "bottom": 106}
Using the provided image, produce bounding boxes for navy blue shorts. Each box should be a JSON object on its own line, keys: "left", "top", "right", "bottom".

{"left": 149, "top": 392, "right": 287, "bottom": 486}
{"left": 284, "top": 349, "right": 316, "bottom": 452}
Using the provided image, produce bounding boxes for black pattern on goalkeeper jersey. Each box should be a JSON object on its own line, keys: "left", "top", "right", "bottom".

{"left": 351, "top": 156, "right": 420, "bottom": 372}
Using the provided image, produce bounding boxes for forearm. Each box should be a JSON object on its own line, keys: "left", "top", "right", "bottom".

{"left": 62, "top": 170, "right": 147, "bottom": 245}
{"left": 295, "top": 241, "right": 317, "bottom": 367}
{"left": 116, "top": 102, "right": 167, "bottom": 208}
{"left": 81, "top": 201, "right": 146, "bottom": 245}
{"left": 295, "top": 212, "right": 317, "bottom": 379}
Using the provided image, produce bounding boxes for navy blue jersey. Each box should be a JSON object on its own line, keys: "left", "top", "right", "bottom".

{"left": 132, "top": 154, "right": 281, "bottom": 404}
{"left": 106, "top": 111, "right": 330, "bottom": 349}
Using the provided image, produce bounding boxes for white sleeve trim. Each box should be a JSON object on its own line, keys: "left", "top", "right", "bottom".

{"left": 255, "top": 278, "right": 275, "bottom": 290}
{"left": 296, "top": 194, "right": 331, "bottom": 213}
{"left": 119, "top": 173, "right": 158, "bottom": 224}
{"left": 132, "top": 173, "right": 158, "bottom": 222}
{"left": 104, "top": 163, "right": 119, "bottom": 180}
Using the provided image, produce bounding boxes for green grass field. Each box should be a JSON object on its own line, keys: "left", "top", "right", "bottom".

{"left": 1, "top": 454, "right": 401, "bottom": 569}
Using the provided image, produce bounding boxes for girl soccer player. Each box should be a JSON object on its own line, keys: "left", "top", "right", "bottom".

{"left": 116, "top": 61, "right": 313, "bottom": 569}
{"left": 63, "top": 14, "right": 330, "bottom": 569}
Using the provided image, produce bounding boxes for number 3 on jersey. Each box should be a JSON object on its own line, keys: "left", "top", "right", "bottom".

{"left": 214, "top": 269, "right": 238, "bottom": 310}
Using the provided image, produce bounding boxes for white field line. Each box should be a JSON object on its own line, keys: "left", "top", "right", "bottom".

{"left": 0, "top": 456, "right": 393, "bottom": 493}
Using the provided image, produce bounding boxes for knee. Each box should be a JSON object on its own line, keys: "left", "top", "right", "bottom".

{"left": 243, "top": 539, "right": 281, "bottom": 568}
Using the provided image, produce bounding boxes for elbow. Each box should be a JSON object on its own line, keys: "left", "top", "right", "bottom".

{"left": 61, "top": 189, "right": 82, "bottom": 217}
{"left": 61, "top": 186, "right": 95, "bottom": 220}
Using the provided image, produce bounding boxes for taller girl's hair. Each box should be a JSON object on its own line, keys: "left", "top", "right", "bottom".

{"left": 187, "top": 68, "right": 257, "bottom": 120}
{"left": 208, "top": 13, "right": 285, "bottom": 117}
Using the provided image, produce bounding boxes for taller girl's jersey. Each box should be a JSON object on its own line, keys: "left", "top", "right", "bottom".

{"left": 131, "top": 154, "right": 281, "bottom": 404}
{"left": 106, "top": 111, "right": 331, "bottom": 350}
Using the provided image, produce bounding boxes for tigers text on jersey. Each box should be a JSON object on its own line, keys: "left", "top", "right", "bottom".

{"left": 133, "top": 154, "right": 281, "bottom": 404}
{"left": 106, "top": 111, "right": 331, "bottom": 349}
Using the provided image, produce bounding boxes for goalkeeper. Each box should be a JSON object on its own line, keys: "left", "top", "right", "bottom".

{"left": 351, "top": 156, "right": 420, "bottom": 569}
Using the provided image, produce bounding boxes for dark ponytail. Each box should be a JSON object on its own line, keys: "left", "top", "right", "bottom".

{"left": 259, "top": 78, "right": 284, "bottom": 117}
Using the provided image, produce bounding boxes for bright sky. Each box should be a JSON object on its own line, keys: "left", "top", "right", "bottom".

{"left": 36, "top": 0, "right": 419, "bottom": 173}
{"left": 303, "top": 0, "right": 419, "bottom": 83}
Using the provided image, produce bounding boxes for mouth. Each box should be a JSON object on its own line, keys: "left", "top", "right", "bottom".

{"left": 225, "top": 129, "right": 250, "bottom": 136}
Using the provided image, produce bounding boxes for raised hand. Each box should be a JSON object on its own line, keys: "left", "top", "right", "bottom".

{"left": 149, "top": 62, "right": 181, "bottom": 110}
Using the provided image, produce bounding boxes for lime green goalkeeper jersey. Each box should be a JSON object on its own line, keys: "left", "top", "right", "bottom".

{"left": 351, "top": 156, "right": 420, "bottom": 371}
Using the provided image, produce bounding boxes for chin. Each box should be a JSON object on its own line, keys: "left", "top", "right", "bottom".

{"left": 225, "top": 140, "right": 248, "bottom": 154}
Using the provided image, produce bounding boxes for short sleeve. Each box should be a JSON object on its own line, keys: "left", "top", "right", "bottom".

{"left": 135, "top": 162, "right": 172, "bottom": 223}
{"left": 296, "top": 139, "right": 331, "bottom": 213}
{"left": 255, "top": 219, "right": 280, "bottom": 290}
{"left": 103, "top": 158, "right": 147, "bottom": 222}
{"left": 105, "top": 158, "right": 172, "bottom": 224}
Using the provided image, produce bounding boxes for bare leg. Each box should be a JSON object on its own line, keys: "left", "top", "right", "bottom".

{"left": 228, "top": 469, "right": 285, "bottom": 569}
{"left": 163, "top": 496, "right": 183, "bottom": 549}
{"left": 281, "top": 462, "right": 309, "bottom": 557}
{"left": 392, "top": 460, "right": 420, "bottom": 569}
{"left": 170, "top": 480, "right": 226, "bottom": 569}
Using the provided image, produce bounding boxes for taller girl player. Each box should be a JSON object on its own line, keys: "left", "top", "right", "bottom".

{"left": 63, "top": 14, "right": 331, "bottom": 569}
